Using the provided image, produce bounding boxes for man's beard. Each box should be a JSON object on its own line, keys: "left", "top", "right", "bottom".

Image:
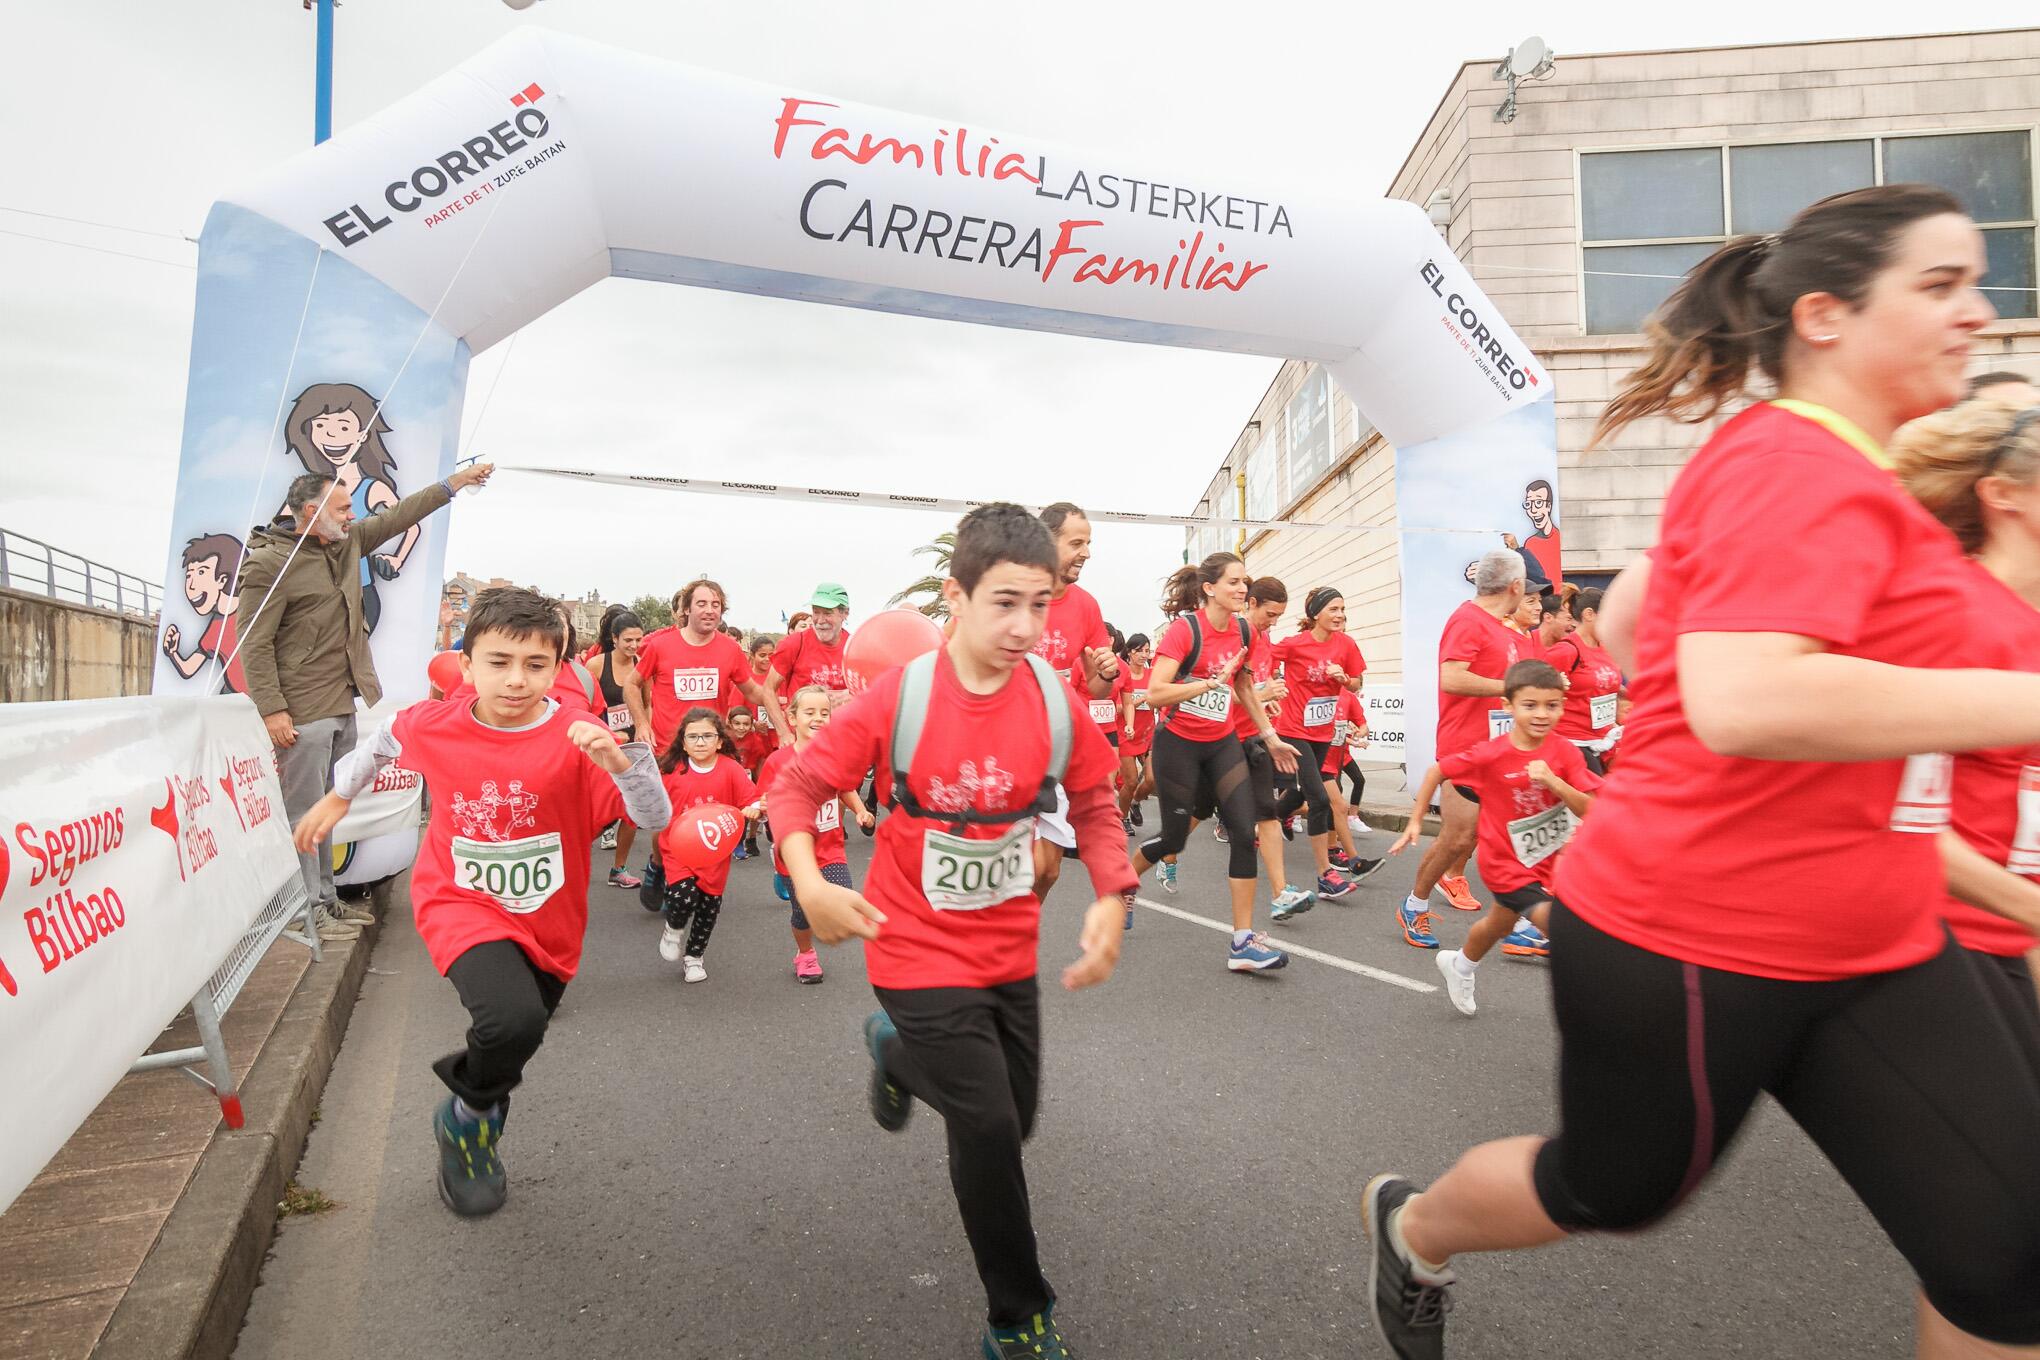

{"left": 1061, "top": 561, "right": 1084, "bottom": 585}
{"left": 311, "top": 509, "right": 348, "bottom": 542}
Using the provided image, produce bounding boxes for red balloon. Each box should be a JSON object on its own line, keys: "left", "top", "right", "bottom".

{"left": 843, "top": 608, "right": 943, "bottom": 694}
{"left": 658, "top": 802, "right": 744, "bottom": 876}
{"left": 426, "top": 650, "right": 465, "bottom": 695}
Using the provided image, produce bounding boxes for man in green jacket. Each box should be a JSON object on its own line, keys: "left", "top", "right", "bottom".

{"left": 236, "top": 464, "right": 494, "bottom": 936}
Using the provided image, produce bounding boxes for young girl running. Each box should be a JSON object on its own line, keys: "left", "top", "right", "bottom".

{"left": 592, "top": 609, "right": 646, "bottom": 887}
{"left": 1362, "top": 184, "right": 2040, "bottom": 1360}
{"left": 757, "top": 684, "right": 875, "bottom": 984}
{"left": 656, "top": 707, "right": 761, "bottom": 983}
{"left": 1130, "top": 553, "right": 1301, "bottom": 971}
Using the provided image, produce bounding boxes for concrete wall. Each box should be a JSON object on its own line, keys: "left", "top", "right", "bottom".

{"left": 0, "top": 588, "right": 157, "bottom": 702}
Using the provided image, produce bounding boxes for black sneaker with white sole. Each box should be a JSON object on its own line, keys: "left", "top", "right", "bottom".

{"left": 862, "top": 1011, "right": 913, "bottom": 1132}
{"left": 1362, "top": 1173, "right": 1454, "bottom": 1359}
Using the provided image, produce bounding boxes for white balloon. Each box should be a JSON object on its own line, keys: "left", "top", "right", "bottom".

{"left": 502, "top": 0, "right": 537, "bottom": 9}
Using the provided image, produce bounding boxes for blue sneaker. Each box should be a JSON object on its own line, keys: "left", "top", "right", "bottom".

{"left": 1123, "top": 891, "right": 1135, "bottom": 933}
{"left": 1158, "top": 860, "right": 1179, "bottom": 895}
{"left": 772, "top": 872, "right": 793, "bottom": 902}
{"left": 1228, "top": 932, "right": 1289, "bottom": 972}
{"left": 861, "top": 1012, "right": 912, "bottom": 1132}
{"left": 1501, "top": 922, "right": 1551, "bottom": 958}
{"left": 432, "top": 1095, "right": 507, "bottom": 1217}
{"left": 733, "top": 841, "right": 751, "bottom": 861}
{"left": 1400, "top": 901, "right": 1440, "bottom": 949}
{"left": 1270, "top": 886, "right": 1316, "bottom": 922}
{"left": 982, "top": 1302, "right": 1072, "bottom": 1359}
{"left": 1316, "top": 869, "right": 1357, "bottom": 899}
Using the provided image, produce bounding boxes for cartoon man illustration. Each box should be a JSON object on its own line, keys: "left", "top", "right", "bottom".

{"left": 1503, "top": 478, "right": 1562, "bottom": 585}
{"left": 162, "top": 531, "right": 248, "bottom": 694}
{"left": 284, "top": 381, "right": 411, "bottom": 634}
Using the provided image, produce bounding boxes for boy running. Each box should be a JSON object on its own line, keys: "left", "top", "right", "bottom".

{"left": 292, "top": 587, "right": 670, "bottom": 1216}
{"left": 769, "top": 504, "right": 1133, "bottom": 1359}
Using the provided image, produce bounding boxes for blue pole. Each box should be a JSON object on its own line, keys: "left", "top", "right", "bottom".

{"left": 313, "top": 0, "right": 334, "bottom": 145}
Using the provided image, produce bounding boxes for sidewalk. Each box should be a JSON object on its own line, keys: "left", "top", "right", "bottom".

{"left": 0, "top": 881, "right": 393, "bottom": 1360}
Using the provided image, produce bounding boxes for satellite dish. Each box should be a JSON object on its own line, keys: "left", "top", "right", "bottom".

{"left": 1509, "top": 36, "right": 1551, "bottom": 78}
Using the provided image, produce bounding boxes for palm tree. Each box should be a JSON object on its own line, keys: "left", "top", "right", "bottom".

{"left": 888, "top": 530, "right": 956, "bottom": 620}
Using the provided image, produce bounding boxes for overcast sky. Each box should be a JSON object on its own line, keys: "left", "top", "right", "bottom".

{"left": 1, "top": 2, "right": 2024, "bottom": 634}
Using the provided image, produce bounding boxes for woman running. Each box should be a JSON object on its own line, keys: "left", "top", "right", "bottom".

{"left": 1129, "top": 553, "right": 1301, "bottom": 971}
{"left": 1362, "top": 184, "right": 2040, "bottom": 1360}
{"left": 1892, "top": 400, "right": 2040, "bottom": 1025}
{"left": 592, "top": 609, "right": 646, "bottom": 887}
{"left": 1118, "top": 632, "right": 1157, "bottom": 830}
{"left": 1273, "top": 586, "right": 1374, "bottom": 897}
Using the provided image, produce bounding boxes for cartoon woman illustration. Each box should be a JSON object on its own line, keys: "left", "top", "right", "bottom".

{"left": 284, "top": 381, "right": 409, "bottom": 633}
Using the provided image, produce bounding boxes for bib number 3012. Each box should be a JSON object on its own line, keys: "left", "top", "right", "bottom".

{"left": 922, "top": 823, "right": 1034, "bottom": 911}
{"left": 451, "top": 832, "right": 565, "bottom": 914}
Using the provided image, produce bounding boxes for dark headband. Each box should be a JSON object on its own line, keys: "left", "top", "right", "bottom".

{"left": 1305, "top": 587, "right": 1343, "bottom": 619}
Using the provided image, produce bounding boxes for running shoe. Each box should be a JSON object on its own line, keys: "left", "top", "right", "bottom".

{"left": 1316, "top": 869, "right": 1357, "bottom": 899}
{"left": 794, "top": 949, "right": 824, "bottom": 984}
{"left": 982, "top": 1304, "right": 1073, "bottom": 1360}
{"left": 433, "top": 1096, "right": 507, "bottom": 1218}
{"left": 1282, "top": 814, "right": 1300, "bottom": 841}
{"left": 1435, "top": 951, "right": 1477, "bottom": 1016}
{"left": 598, "top": 823, "right": 618, "bottom": 850}
{"left": 1438, "top": 875, "right": 1482, "bottom": 912}
{"left": 1349, "top": 857, "right": 1389, "bottom": 882}
{"left": 862, "top": 1011, "right": 913, "bottom": 1132}
{"left": 1362, "top": 1173, "right": 1455, "bottom": 1360}
{"left": 1399, "top": 902, "right": 1440, "bottom": 950}
{"left": 658, "top": 926, "right": 685, "bottom": 962}
{"left": 1500, "top": 922, "right": 1550, "bottom": 958}
{"left": 1328, "top": 846, "right": 1357, "bottom": 872}
{"left": 1214, "top": 824, "right": 1229, "bottom": 843}
{"left": 733, "top": 841, "right": 751, "bottom": 862}
{"left": 1228, "top": 932, "right": 1290, "bottom": 971}
{"left": 1270, "top": 886, "right": 1316, "bottom": 922}
{"left": 1123, "top": 891, "right": 1135, "bottom": 933}
{"left": 682, "top": 955, "right": 708, "bottom": 983}
{"left": 607, "top": 866, "right": 642, "bottom": 890}
{"left": 1122, "top": 815, "right": 1136, "bottom": 835}
{"left": 1347, "top": 814, "right": 1370, "bottom": 836}
{"left": 1129, "top": 803, "right": 1144, "bottom": 828}
{"left": 1158, "top": 861, "right": 1178, "bottom": 895}
{"left": 773, "top": 872, "right": 793, "bottom": 902}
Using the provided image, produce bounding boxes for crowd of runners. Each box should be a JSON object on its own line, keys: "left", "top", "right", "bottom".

{"left": 289, "top": 183, "right": 2040, "bottom": 1359}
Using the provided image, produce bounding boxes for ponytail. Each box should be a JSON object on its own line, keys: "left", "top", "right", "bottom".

{"left": 1593, "top": 184, "right": 1967, "bottom": 448}
{"left": 1162, "top": 552, "right": 1241, "bottom": 617}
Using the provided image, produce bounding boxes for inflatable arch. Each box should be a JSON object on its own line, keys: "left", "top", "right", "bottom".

{"left": 152, "top": 27, "right": 1557, "bottom": 787}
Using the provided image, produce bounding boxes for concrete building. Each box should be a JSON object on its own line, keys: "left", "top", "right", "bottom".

{"left": 441, "top": 573, "right": 609, "bottom": 650}
{"left": 1190, "top": 26, "right": 2040, "bottom": 702}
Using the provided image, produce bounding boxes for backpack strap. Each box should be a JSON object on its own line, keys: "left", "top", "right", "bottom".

{"left": 887, "top": 651, "right": 939, "bottom": 807}
{"left": 570, "top": 658, "right": 597, "bottom": 707}
{"left": 1022, "top": 654, "right": 1072, "bottom": 787}
{"left": 1179, "top": 610, "right": 1205, "bottom": 681}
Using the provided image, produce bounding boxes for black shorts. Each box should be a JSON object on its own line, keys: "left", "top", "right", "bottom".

{"left": 1451, "top": 783, "right": 1480, "bottom": 805}
{"left": 1104, "top": 728, "right": 1119, "bottom": 749}
{"left": 1492, "top": 883, "right": 1551, "bottom": 916}
{"left": 1533, "top": 903, "right": 2040, "bottom": 1343}
{"left": 1241, "top": 736, "right": 1280, "bottom": 823}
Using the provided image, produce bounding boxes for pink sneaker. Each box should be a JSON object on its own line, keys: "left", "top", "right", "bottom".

{"left": 794, "top": 950, "right": 825, "bottom": 985}
{"left": 607, "top": 867, "right": 642, "bottom": 890}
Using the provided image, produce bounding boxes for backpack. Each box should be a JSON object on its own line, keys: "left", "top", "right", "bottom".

{"left": 568, "top": 658, "right": 598, "bottom": 707}
{"left": 887, "top": 652, "right": 1071, "bottom": 826}
{"left": 1175, "top": 610, "right": 1252, "bottom": 683}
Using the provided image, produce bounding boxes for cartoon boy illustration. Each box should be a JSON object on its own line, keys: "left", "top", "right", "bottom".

{"left": 284, "top": 381, "right": 410, "bottom": 634}
{"left": 162, "top": 531, "right": 247, "bottom": 694}
{"left": 1502, "top": 478, "right": 1562, "bottom": 585}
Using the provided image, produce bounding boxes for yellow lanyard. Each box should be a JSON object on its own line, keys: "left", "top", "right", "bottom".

{"left": 1767, "top": 398, "right": 1894, "bottom": 471}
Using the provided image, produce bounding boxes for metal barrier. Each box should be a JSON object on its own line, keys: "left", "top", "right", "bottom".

{"left": 127, "top": 875, "right": 319, "bottom": 1128}
{"left": 0, "top": 527, "right": 162, "bottom": 619}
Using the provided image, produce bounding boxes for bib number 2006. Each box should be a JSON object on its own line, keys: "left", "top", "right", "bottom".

{"left": 923, "top": 824, "right": 1034, "bottom": 911}
{"left": 451, "top": 832, "right": 564, "bottom": 914}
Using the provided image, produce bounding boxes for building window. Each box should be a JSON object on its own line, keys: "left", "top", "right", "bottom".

{"left": 1245, "top": 424, "right": 1282, "bottom": 521}
{"left": 1581, "top": 131, "right": 2038, "bottom": 332}
{"left": 1285, "top": 368, "right": 1332, "bottom": 496}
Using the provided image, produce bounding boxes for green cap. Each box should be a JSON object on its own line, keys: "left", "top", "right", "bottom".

{"left": 810, "top": 582, "right": 850, "bottom": 610}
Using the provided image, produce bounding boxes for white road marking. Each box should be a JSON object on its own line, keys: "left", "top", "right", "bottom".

{"left": 1131, "top": 896, "right": 1439, "bottom": 993}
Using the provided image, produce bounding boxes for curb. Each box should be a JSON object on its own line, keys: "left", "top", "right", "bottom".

{"left": 92, "top": 877, "right": 395, "bottom": 1360}
{"left": 1355, "top": 801, "right": 1442, "bottom": 837}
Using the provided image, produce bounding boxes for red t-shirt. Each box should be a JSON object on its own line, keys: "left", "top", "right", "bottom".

{"left": 1322, "top": 689, "right": 1365, "bottom": 774}
{"left": 657, "top": 756, "right": 758, "bottom": 897}
{"left": 1943, "top": 564, "right": 2040, "bottom": 956}
{"left": 1556, "top": 401, "right": 2003, "bottom": 980}
{"left": 197, "top": 614, "right": 248, "bottom": 694}
{"left": 1436, "top": 601, "right": 1523, "bottom": 758}
{"left": 1123, "top": 665, "right": 1157, "bottom": 754}
{"left": 1524, "top": 531, "right": 1562, "bottom": 586}
{"left": 1033, "top": 584, "right": 1109, "bottom": 693}
{"left": 393, "top": 700, "right": 627, "bottom": 984}
{"left": 1546, "top": 636, "right": 1624, "bottom": 743}
{"left": 1155, "top": 612, "right": 1250, "bottom": 742}
{"left": 758, "top": 744, "right": 847, "bottom": 874}
{"left": 1232, "top": 628, "right": 1280, "bottom": 741}
{"left": 731, "top": 729, "right": 774, "bottom": 778}
{"left": 634, "top": 629, "right": 753, "bottom": 755}
{"left": 1440, "top": 733, "right": 1600, "bottom": 894}
{"left": 764, "top": 650, "right": 1131, "bottom": 989}
{"left": 1274, "top": 630, "right": 1365, "bottom": 742}
{"left": 771, "top": 627, "right": 855, "bottom": 696}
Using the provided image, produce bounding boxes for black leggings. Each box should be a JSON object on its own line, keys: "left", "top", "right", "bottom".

{"left": 1141, "top": 726, "right": 1259, "bottom": 878}
{"left": 1274, "top": 736, "right": 1334, "bottom": 835}
{"left": 1532, "top": 903, "right": 2040, "bottom": 1344}
{"left": 663, "top": 877, "right": 725, "bottom": 957}
{"left": 435, "top": 939, "right": 567, "bottom": 1110}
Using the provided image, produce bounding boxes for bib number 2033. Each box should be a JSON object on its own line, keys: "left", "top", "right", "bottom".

{"left": 922, "top": 823, "right": 1034, "bottom": 912}
{"left": 451, "top": 832, "right": 565, "bottom": 914}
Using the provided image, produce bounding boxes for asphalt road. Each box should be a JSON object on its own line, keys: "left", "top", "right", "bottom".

{"left": 233, "top": 820, "right": 1913, "bottom": 1360}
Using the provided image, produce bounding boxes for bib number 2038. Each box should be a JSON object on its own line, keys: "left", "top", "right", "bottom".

{"left": 452, "top": 833, "right": 564, "bottom": 914}
{"left": 922, "top": 824, "right": 1034, "bottom": 911}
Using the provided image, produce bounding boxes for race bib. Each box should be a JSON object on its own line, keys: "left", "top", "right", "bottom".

{"left": 1133, "top": 689, "right": 1150, "bottom": 710}
{"left": 2009, "top": 766, "right": 2040, "bottom": 874}
{"left": 922, "top": 821, "right": 1034, "bottom": 911}
{"left": 605, "top": 703, "right": 632, "bottom": 733}
{"left": 1303, "top": 696, "right": 1337, "bottom": 728}
{"left": 451, "top": 832, "right": 565, "bottom": 914}
{"left": 756, "top": 704, "right": 770, "bottom": 722}
{"left": 1332, "top": 720, "right": 1354, "bottom": 747}
{"left": 1180, "top": 684, "right": 1232, "bottom": 724}
{"left": 1590, "top": 692, "right": 1617, "bottom": 731}
{"left": 1890, "top": 752, "right": 1953, "bottom": 833}
{"left": 1488, "top": 707, "right": 1514, "bottom": 739}
{"left": 815, "top": 798, "right": 842, "bottom": 835}
{"left": 1507, "top": 802, "right": 1575, "bottom": 870}
{"left": 1089, "top": 699, "right": 1119, "bottom": 725}
{"left": 672, "top": 668, "right": 719, "bottom": 702}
